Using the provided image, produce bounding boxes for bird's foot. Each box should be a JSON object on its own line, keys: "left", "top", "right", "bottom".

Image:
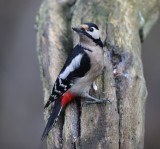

{"left": 84, "top": 98, "right": 111, "bottom": 104}
{"left": 82, "top": 93, "right": 111, "bottom": 105}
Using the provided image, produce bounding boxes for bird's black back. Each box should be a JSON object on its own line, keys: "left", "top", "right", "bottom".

{"left": 45, "top": 45, "right": 91, "bottom": 108}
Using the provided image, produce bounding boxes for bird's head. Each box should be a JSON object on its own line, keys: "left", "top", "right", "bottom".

{"left": 72, "top": 22, "right": 103, "bottom": 47}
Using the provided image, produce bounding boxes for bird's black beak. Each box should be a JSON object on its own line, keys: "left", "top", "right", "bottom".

{"left": 72, "top": 27, "right": 85, "bottom": 33}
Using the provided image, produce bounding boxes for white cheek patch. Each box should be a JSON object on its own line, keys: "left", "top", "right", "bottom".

{"left": 86, "top": 28, "right": 100, "bottom": 39}
{"left": 60, "top": 54, "right": 83, "bottom": 79}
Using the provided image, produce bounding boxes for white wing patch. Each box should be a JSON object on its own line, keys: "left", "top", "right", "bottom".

{"left": 60, "top": 54, "right": 83, "bottom": 79}
{"left": 86, "top": 27, "right": 100, "bottom": 39}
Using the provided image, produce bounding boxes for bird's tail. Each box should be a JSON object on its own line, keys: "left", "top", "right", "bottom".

{"left": 41, "top": 100, "right": 63, "bottom": 141}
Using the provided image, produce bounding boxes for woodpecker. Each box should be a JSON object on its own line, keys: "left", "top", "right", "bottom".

{"left": 41, "top": 22, "right": 108, "bottom": 140}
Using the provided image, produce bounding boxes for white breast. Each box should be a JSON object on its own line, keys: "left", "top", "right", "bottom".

{"left": 70, "top": 44, "right": 104, "bottom": 95}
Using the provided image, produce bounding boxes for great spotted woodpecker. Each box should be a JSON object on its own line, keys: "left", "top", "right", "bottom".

{"left": 41, "top": 22, "right": 108, "bottom": 140}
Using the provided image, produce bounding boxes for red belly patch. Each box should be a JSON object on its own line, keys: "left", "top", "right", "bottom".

{"left": 61, "top": 91, "right": 76, "bottom": 107}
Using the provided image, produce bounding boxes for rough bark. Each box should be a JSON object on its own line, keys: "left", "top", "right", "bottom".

{"left": 36, "top": 0, "right": 160, "bottom": 148}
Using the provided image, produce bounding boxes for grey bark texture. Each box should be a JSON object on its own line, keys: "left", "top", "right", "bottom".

{"left": 35, "top": 0, "right": 160, "bottom": 149}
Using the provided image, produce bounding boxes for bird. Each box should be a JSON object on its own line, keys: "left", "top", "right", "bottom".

{"left": 41, "top": 22, "right": 108, "bottom": 140}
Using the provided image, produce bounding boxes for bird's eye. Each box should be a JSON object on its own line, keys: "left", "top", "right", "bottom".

{"left": 89, "top": 28, "right": 94, "bottom": 32}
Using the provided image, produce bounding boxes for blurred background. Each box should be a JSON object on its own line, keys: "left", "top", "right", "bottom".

{"left": 0, "top": 0, "right": 159, "bottom": 149}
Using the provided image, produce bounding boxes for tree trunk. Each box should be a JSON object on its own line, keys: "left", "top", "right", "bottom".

{"left": 36, "top": 0, "right": 160, "bottom": 148}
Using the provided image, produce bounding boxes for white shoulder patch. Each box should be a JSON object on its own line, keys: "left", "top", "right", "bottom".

{"left": 60, "top": 54, "right": 83, "bottom": 79}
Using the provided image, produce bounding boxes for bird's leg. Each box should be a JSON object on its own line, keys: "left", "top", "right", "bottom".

{"left": 82, "top": 92, "right": 111, "bottom": 104}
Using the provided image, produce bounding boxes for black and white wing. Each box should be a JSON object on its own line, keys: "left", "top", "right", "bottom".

{"left": 44, "top": 45, "right": 91, "bottom": 108}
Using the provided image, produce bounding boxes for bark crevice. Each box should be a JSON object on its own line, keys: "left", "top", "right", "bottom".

{"left": 108, "top": 43, "right": 123, "bottom": 149}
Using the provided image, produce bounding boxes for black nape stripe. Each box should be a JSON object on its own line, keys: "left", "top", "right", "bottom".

{"left": 93, "top": 38, "right": 103, "bottom": 48}
{"left": 82, "top": 31, "right": 103, "bottom": 48}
